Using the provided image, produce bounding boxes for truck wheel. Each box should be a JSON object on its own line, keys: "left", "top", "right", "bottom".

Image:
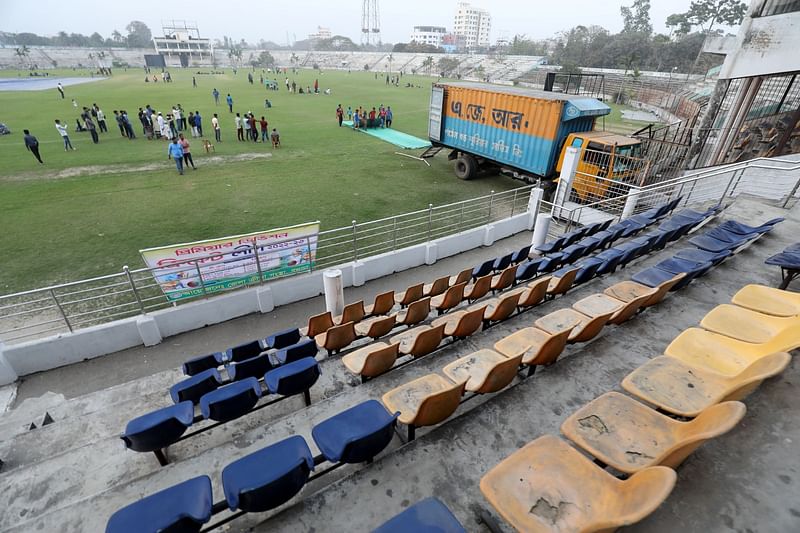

{"left": 454, "top": 154, "right": 477, "bottom": 180}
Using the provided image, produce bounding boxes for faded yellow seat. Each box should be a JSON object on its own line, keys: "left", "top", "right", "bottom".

{"left": 300, "top": 311, "right": 334, "bottom": 338}
{"left": 423, "top": 276, "right": 450, "bottom": 298}
{"left": 479, "top": 291, "right": 521, "bottom": 325}
{"left": 431, "top": 282, "right": 466, "bottom": 314}
{"left": 480, "top": 434, "right": 677, "bottom": 533}
{"left": 600, "top": 285, "right": 656, "bottom": 324}
{"left": 494, "top": 326, "right": 573, "bottom": 370}
{"left": 333, "top": 300, "right": 365, "bottom": 326}
{"left": 546, "top": 266, "right": 579, "bottom": 298}
{"left": 381, "top": 373, "right": 466, "bottom": 440}
{"left": 665, "top": 327, "right": 771, "bottom": 376}
{"left": 354, "top": 315, "right": 396, "bottom": 339}
{"left": 464, "top": 274, "right": 492, "bottom": 302}
{"left": 365, "top": 290, "right": 395, "bottom": 317}
{"left": 449, "top": 267, "right": 472, "bottom": 287}
{"left": 392, "top": 297, "right": 431, "bottom": 327}
{"left": 517, "top": 276, "right": 551, "bottom": 309}
{"left": 431, "top": 305, "right": 486, "bottom": 339}
{"left": 621, "top": 352, "right": 790, "bottom": 417}
{"left": 390, "top": 323, "right": 445, "bottom": 357}
{"left": 442, "top": 349, "right": 523, "bottom": 394}
{"left": 534, "top": 308, "right": 584, "bottom": 336}
{"left": 341, "top": 342, "right": 399, "bottom": 380}
{"left": 535, "top": 305, "right": 608, "bottom": 344}
{"left": 395, "top": 282, "right": 424, "bottom": 307}
{"left": 701, "top": 304, "right": 800, "bottom": 350}
{"left": 314, "top": 321, "right": 358, "bottom": 355}
{"left": 611, "top": 274, "right": 685, "bottom": 309}
{"left": 490, "top": 266, "right": 517, "bottom": 293}
{"left": 561, "top": 392, "right": 746, "bottom": 474}
{"left": 731, "top": 284, "right": 800, "bottom": 317}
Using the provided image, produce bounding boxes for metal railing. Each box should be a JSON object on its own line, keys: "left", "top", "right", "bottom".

{"left": 0, "top": 187, "right": 534, "bottom": 343}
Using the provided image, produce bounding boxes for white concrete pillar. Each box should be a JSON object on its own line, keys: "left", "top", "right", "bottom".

{"left": 352, "top": 261, "right": 366, "bottom": 287}
{"left": 621, "top": 186, "right": 642, "bottom": 220}
{"left": 323, "top": 269, "right": 344, "bottom": 316}
{"left": 425, "top": 243, "right": 438, "bottom": 265}
{"left": 552, "top": 147, "right": 580, "bottom": 218}
{"left": 136, "top": 316, "right": 162, "bottom": 347}
{"left": 527, "top": 187, "right": 544, "bottom": 214}
{"left": 0, "top": 341, "right": 18, "bottom": 386}
{"left": 256, "top": 286, "right": 275, "bottom": 313}
{"left": 483, "top": 224, "right": 496, "bottom": 246}
{"left": 531, "top": 214, "right": 552, "bottom": 252}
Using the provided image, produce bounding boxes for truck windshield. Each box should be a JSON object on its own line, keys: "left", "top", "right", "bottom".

{"left": 615, "top": 144, "right": 642, "bottom": 158}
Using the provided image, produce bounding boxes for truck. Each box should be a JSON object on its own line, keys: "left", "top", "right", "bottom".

{"left": 426, "top": 82, "right": 645, "bottom": 201}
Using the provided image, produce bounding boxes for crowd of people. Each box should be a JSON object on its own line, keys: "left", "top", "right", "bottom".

{"left": 347, "top": 104, "right": 394, "bottom": 130}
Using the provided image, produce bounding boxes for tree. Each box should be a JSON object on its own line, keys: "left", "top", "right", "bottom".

{"left": 437, "top": 57, "right": 460, "bottom": 76}
{"left": 89, "top": 32, "right": 105, "bottom": 47}
{"left": 508, "top": 35, "right": 548, "bottom": 56}
{"left": 252, "top": 51, "right": 275, "bottom": 68}
{"left": 111, "top": 30, "right": 124, "bottom": 45}
{"left": 422, "top": 55, "right": 435, "bottom": 75}
{"left": 620, "top": 0, "right": 653, "bottom": 35}
{"left": 228, "top": 46, "right": 243, "bottom": 66}
{"left": 125, "top": 21, "right": 152, "bottom": 48}
{"left": 667, "top": 0, "right": 747, "bottom": 36}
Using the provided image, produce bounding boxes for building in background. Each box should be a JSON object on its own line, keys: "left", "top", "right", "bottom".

{"left": 152, "top": 20, "right": 212, "bottom": 67}
{"left": 410, "top": 26, "right": 447, "bottom": 48}
{"left": 441, "top": 32, "right": 466, "bottom": 54}
{"left": 308, "top": 27, "right": 333, "bottom": 42}
{"left": 453, "top": 2, "right": 491, "bottom": 50}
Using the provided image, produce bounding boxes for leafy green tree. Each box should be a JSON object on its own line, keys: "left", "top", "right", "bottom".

{"left": 667, "top": 0, "right": 747, "bottom": 36}
{"left": 252, "top": 51, "right": 275, "bottom": 68}
{"left": 620, "top": 0, "right": 653, "bottom": 35}
{"left": 125, "top": 21, "right": 152, "bottom": 48}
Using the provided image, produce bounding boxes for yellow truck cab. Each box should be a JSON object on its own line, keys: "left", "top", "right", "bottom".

{"left": 555, "top": 132, "right": 645, "bottom": 203}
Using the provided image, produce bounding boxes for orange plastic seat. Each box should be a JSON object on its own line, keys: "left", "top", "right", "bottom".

{"left": 561, "top": 392, "right": 746, "bottom": 474}
{"left": 700, "top": 304, "right": 800, "bottom": 349}
{"left": 341, "top": 342, "right": 400, "bottom": 381}
{"left": 638, "top": 272, "right": 686, "bottom": 308}
{"left": 395, "top": 282, "right": 424, "bottom": 307}
{"left": 393, "top": 297, "right": 431, "bottom": 326}
{"left": 365, "top": 290, "right": 395, "bottom": 317}
{"left": 300, "top": 311, "right": 334, "bottom": 338}
{"left": 621, "top": 352, "right": 791, "bottom": 417}
{"left": 431, "top": 305, "right": 486, "bottom": 339}
{"left": 449, "top": 268, "right": 473, "bottom": 287}
{"left": 464, "top": 274, "right": 492, "bottom": 302}
{"left": 490, "top": 266, "right": 517, "bottom": 293}
{"left": 381, "top": 373, "right": 466, "bottom": 440}
{"left": 546, "top": 266, "right": 579, "bottom": 298}
{"left": 536, "top": 306, "right": 608, "bottom": 344}
{"left": 666, "top": 327, "right": 781, "bottom": 376}
{"left": 494, "top": 326, "right": 573, "bottom": 372}
{"left": 354, "top": 315, "right": 397, "bottom": 339}
{"left": 731, "top": 284, "right": 800, "bottom": 317}
{"left": 517, "top": 276, "right": 551, "bottom": 309}
{"left": 478, "top": 291, "right": 521, "bottom": 325}
{"left": 390, "top": 324, "right": 446, "bottom": 357}
{"left": 314, "top": 321, "right": 358, "bottom": 355}
{"left": 442, "top": 349, "right": 523, "bottom": 394}
{"left": 600, "top": 287, "right": 655, "bottom": 325}
{"left": 431, "top": 282, "right": 466, "bottom": 314}
{"left": 534, "top": 308, "right": 584, "bottom": 336}
{"left": 334, "top": 300, "right": 365, "bottom": 326}
{"left": 480, "top": 435, "right": 677, "bottom": 533}
{"left": 423, "top": 276, "right": 451, "bottom": 298}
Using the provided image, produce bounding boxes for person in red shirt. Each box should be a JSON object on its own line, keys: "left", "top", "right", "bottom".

{"left": 260, "top": 116, "right": 269, "bottom": 142}
{"left": 336, "top": 104, "right": 344, "bottom": 127}
{"left": 177, "top": 133, "right": 196, "bottom": 170}
{"left": 248, "top": 114, "right": 258, "bottom": 142}
{"left": 368, "top": 107, "right": 376, "bottom": 128}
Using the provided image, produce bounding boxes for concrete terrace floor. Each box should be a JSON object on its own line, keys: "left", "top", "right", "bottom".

{"left": 0, "top": 196, "right": 798, "bottom": 533}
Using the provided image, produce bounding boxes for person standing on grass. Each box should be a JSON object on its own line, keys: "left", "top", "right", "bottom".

{"left": 336, "top": 104, "right": 344, "bottom": 127}
{"left": 212, "top": 113, "right": 221, "bottom": 142}
{"left": 259, "top": 116, "right": 268, "bottom": 142}
{"left": 178, "top": 134, "right": 197, "bottom": 170}
{"left": 24, "top": 129, "right": 44, "bottom": 163}
{"left": 353, "top": 108, "right": 360, "bottom": 130}
{"left": 96, "top": 105, "right": 107, "bottom": 133}
{"left": 270, "top": 128, "right": 280, "bottom": 147}
{"left": 54, "top": 120, "right": 76, "bottom": 151}
{"left": 122, "top": 110, "right": 136, "bottom": 139}
{"left": 249, "top": 114, "right": 258, "bottom": 142}
{"left": 192, "top": 76, "right": 197, "bottom": 88}
{"left": 113, "top": 110, "right": 127, "bottom": 137}
{"left": 212, "top": 88, "right": 220, "bottom": 105}
{"left": 226, "top": 93, "right": 233, "bottom": 113}
{"left": 85, "top": 115, "right": 99, "bottom": 144}
{"left": 178, "top": 104, "right": 187, "bottom": 130}
{"left": 235, "top": 113, "right": 244, "bottom": 141}
{"left": 188, "top": 112, "right": 197, "bottom": 138}
{"left": 386, "top": 106, "right": 393, "bottom": 128}
{"left": 243, "top": 113, "right": 252, "bottom": 142}
{"left": 194, "top": 111, "right": 203, "bottom": 136}
{"left": 57, "top": 82, "right": 65, "bottom": 99}
{"left": 173, "top": 106, "right": 182, "bottom": 132}
{"left": 167, "top": 137, "right": 184, "bottom": 175}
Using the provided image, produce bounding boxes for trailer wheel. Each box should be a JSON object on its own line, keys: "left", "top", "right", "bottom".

{"left": 454, "top": 154, "right": 477, "bottom": 180}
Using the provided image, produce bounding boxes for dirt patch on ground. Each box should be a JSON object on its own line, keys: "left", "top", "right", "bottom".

{"left": 1, "top": 152, "right": 272, "bottom": 182}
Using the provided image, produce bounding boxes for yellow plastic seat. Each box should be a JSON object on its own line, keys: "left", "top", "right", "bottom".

{"left": 701, "top": 304, "right": 800, "bottom": 350}
{"left": 381, "top": 373, "right": 466, "bottom": 440}
{"left": 464, "top": 274, "right": 492, "bottom": 302}
{"left": 423, "top": 276, "right": 451, "bottom": 298}
{"left": 479, "top": 291, "right": 521, "bottom": 325}
{"left": 536, "top": 306, "right": 609, "bottom": 344}
{"left": 393, "top": 297, "right": 431, "bottom": 326}
{"left": 390, "top": 324, "right": 445, "bottom": 357}
{"left": 354, "top": 315, "right": 397, "bottom": 339}
{"left": 334, "top": 300, "right": 365, "bottom": 326}
{"left": 600, "top": 288, "right": 656, "bottom": 325}
{"left": 365, "top": 290, "right": 395, "bottom": 317}
{"left": 395, "top": 282, "right": 424, "bottom": 307}
{"left": 431, "top": 305, "right": 486, "bottom": 339}
{"left": 731, "top": 284, "right": 800, "bottom": 317}
{"left": 561, "top": 392, "right": 746, "bottom": 474}
{"left": 480, "top": 434, "right": 677, "bottom": 533}
{"left": 546, "top": 266, "right": 579, "bottom": 298}
{"left": 494, "top": 326, "right": 573, "bottom": 370}
{"left": 621, "top": 352, "right": 790, "bottom": 417}
{"left": 341, "top": 342, "right": 399, "bottom": 380}
{"left": 534, "top": 308, "right": 584, "bottom": 336}
{"left": 449, "top": 267, "right": 472, "bottom": 287}
{"left": 665, "top": 327, "right": 771, "bottom": 376}
{"left": 300, "top": 311, "right": 334, "bottom": 338}
{"left": 609, "top": 274, "right": 685, "bottom": 309}
{"left": 442, "top": 349, "right": 523, "bottom": 394}
{"left": 314, "top": 321, "right": 358, "bottom": 355}
{"left": 490, "top": 266, "right": 517, "bottom": 293}
{"left": 431, "top": 282, "right": 466, "bottom": 314}
{"left": 517, "top": 276, "right": 551, "bottom": 309}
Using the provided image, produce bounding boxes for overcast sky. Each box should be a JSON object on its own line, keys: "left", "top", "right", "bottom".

{"left": 2, "top": 0, "right": 722, "bottom": 45}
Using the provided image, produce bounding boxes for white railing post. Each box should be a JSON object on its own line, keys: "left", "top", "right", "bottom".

{"left": 323, "top": 269, "right": 344, "bottom": 317}
{"left": 527, "top": 187, "right": 544, "bottom": 230}
{"left": 552, "top": 147, "right": 580, "bottom": 219}
{"left": 621, "top": 186, "right": 642, "bottom": 220}
{"left": 531, "top": 213, "right": 551, "bottom": 253}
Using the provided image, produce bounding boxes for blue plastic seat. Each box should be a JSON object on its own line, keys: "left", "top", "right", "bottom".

{"left": 537, "top": 252, "right": 564, "bottom": 273}
{"left": 573, "top": 257, "right": 603, "bottom": 285}
{"left": 227, "top": 354, "right": 274, "bottom": 382}
{"left": 200, "top": 378, "right": 262, "bottom": 422}
{"left": 654, "top": 257, "right": 713, "bottom": 289}
{"left": 559, "top": 243, "right": 589, "bottom": 264}
{"left": 631, "top": 267, "right": 680, "bottom": 290}
{"left": 688, "top": 234, "right": 739, "bottom": 253}
{"left": 575, "top": 236, "right": 601, "bottom": 255}
{"left": 515, "top": 259, "right": 543, "bottom": 284}
{"left": 372, "top": 497, "right": 466, "bottom": 533}
{"left": 594, "top": 248, "right": 625, "bottom": 275}
{"left": 674, "top": 248, "right": 731, "bottom": 266}
{"left": 719, "top": 218, "right": 783, "bottom": 236}
{"left": 704, "top": 226, "right": 754, "bottom": 245}
{"left": 672, "top": 206, "right": 717, "bottom": 223}
{"left": 535, "top": 236, "right": 566, "bottom": 255}
{"left": 784, "top": 243, "right": 800, "bottom": 254}
{"left": 265, "top": 357, "right": 321, "bottom": 399}
{"left": 618, "top": 218, "right": 648, "bottom": 237}
{"left": 312, "top": 400, "right": 399, "bottom": 464}
{"left": 106, "top": 475, "right": 213, "bottom": 533}
{"left": 662, "top": 196, "right": 683, "bottom": 215}
{"left": 222, "top": 435, "right": 314, "bottom": 513}
{"left": 226, "top": 339, "right": 264, "bottom": 363}
{"left": 266, "top": 327, "right": 302, "bottom": 350}
{"left": 492, "top": 253, "right": 514, "bottom": 272}
{"left": 182, "top": 352, "right": 225, "bottom": 376}
{"left": 561, "top": 228, "right": 586, "bottom": 248}
{"left": 581, "top": 221, "right": 603, "bottom": 236}
{"left": 471, "top": 259, "right": 495, "bottom": 279}
{"left": 275, "top": 338, "right": 318, "bottom": 365}
{"left": 765, "top": 251, "right": 800, "bottom": 289}
{"left": 589, "top": 229, "right": 618, "bottom": 250}
{"left": 170, "top": 369, "right": 223, "bottom": 404}
{"left": 510, "top": 245, "right": 531, "bottom": 264}
{"left": 615, "top": 238, "right": 652, "bottom": 268}
{"left": 659, "top": 218, "right": 696, "bottom": 241}
{"left": 122, "top": 401, "right": 194, "bottom": 453}
{"left": 644, "top": 229, "right": 677, "bottom": 251}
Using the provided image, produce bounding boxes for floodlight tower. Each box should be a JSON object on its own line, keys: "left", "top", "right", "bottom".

{"left": 361, "top": 0, "right": 381, "bottom": 46}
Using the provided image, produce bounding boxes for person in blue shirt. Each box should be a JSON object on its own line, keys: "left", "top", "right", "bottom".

{"left": 226, "top": 94, "right": 233, "bottom": 113}
{"left": 386, "top": 106, "right": 393, "bottom": 128}
{"left": 167, "top": 137, "right": 184, "bottom": 175}
{"left": 212, "top": 88, "right": 220, "bottom": 105}
{"left": 194, "top": 111, "right": 203, "bottom": 136}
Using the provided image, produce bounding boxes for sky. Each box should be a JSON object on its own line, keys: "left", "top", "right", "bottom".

{"left": 1, "top": 0, "right": 719, "bottom": 45}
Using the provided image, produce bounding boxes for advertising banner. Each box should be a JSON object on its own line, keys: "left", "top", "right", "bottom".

{"left": 140, "top": 222, "right": 319, "bottom": 301}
